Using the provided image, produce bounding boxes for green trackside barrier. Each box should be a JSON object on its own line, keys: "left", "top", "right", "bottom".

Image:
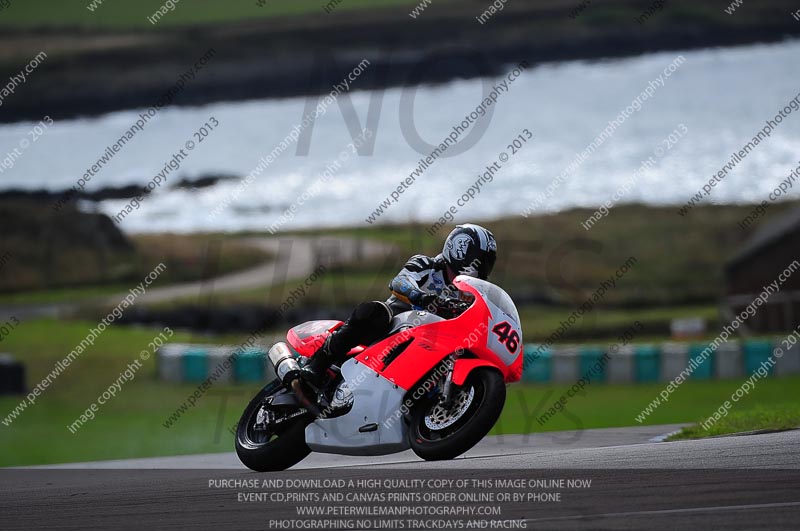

{"left": 578, "top": 346, "right": 607, "bottom": 382}
{"left": 182, "top": 348, "right": 210, "bottom": 382}
{"left": 687, "top": 343, "right": 714, "bottom": 380}
{"left": 234, "top": 349, "right": 265, "bottom": 382}
{"left": 523, "top": 346, "right": 551, "bottom": 383}
{"left": 634, "top": 345, "right": 660, "bottom": 382}
{"left": 743, "top": 340, "right": 775, "bottom": 376}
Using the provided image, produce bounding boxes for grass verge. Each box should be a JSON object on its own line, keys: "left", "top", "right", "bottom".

{"left": 667, "top": 405, "right": 800, "bottom": 441}
{"left": 492, "top": 377, "right": 800, "bottom": 436}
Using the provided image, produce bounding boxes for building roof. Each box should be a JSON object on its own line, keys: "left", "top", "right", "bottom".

{"left": 727, "top": 206, "right": 800, "bottom": 270}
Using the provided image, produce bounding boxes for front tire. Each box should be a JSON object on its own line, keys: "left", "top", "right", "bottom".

{"left": 235, "top": 380, "right": 312, "bottom": 472}
{"left": 409, "top": 367, "right": 505, "bottom": 461}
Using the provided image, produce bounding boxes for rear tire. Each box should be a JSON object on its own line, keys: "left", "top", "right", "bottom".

{"left": 235, "top": 380, "right": 312, "bottom": 472}
{"left": 409, "top": 367, "right": 505, "bottom": 461}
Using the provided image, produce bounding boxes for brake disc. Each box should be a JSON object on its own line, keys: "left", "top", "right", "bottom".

{"left": 424, "top": 387, "right": 475, "bottom": 430}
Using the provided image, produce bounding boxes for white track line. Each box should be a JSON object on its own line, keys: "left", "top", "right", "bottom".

{"left": 649, "top": 428, "right": 683, "bottom": 442}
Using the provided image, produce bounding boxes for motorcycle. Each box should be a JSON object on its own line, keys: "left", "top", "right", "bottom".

{"left": 235, "top": 275, "right": 523, "bottom": 472}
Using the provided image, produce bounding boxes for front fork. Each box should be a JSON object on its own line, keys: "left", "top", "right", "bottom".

{"left": 438, "top": 354, "right": 457, "bottom": 407}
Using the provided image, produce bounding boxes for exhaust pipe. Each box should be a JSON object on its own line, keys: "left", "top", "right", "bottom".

{"left": 267, "top": 342, "right": 321, "bottom": 417}
{"left": 267, "top": 342, "right": 302, "bottom": 383}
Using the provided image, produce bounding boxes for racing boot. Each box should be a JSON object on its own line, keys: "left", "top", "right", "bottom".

{"left": 303, "top": 322, "right": 357, "bottom": 384}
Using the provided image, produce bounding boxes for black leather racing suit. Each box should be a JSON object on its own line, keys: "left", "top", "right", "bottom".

{"left": 315, "top": 254, "right": 450, "bottom": 366}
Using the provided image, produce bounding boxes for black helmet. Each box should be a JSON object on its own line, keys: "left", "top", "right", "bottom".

{"left": 442, "top": 224, "right": 497, "bottom": 280}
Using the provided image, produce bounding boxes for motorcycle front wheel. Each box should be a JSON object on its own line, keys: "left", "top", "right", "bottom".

{"left": 409, "top": 367, "right": 505, "bottom": 461}
{"left": 235, "top": 380, "right": 312, "bottom": 472}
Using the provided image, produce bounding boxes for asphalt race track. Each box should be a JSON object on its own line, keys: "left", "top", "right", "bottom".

{"left": 2, "top": 425, "right": 799, "bottom": 531}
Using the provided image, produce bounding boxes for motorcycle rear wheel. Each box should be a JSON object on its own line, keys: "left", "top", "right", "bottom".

{"left": 235, "top": 380, "right": 312, "bottom": 472}
{"left": 409, "top": 367, "right": 505, "bottom": 461}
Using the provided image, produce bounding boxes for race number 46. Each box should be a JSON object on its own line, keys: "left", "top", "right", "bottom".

{"left": 491, "top": 321, "right": 519, "bottom": 353}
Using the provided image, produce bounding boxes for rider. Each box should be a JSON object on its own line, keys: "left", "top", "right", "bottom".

{"left": 305, "top": 223, "right": 497, "bottom": 379}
